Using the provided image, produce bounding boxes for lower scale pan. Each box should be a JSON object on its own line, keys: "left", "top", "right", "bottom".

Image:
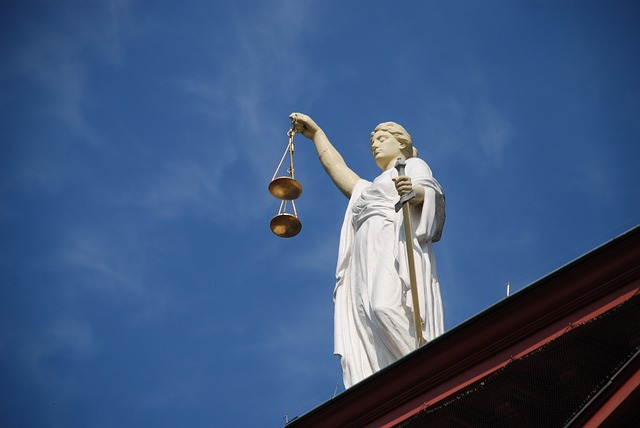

{"left": 270, "top": 213, "right": 302, "bottom": 238}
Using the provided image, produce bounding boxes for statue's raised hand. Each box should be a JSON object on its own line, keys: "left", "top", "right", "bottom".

{"left": 290, "top": 112, "right": 322, "bottom": 140}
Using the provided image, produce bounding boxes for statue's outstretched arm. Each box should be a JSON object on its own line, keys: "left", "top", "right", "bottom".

{"left": 290, "top": 113, "right": 360, "bottom": 198}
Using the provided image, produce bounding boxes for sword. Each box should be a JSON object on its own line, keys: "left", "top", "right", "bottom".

{"left": 395, "top": 158, "right": 426, "bottom": 348}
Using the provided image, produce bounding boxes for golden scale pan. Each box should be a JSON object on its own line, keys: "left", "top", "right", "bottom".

{"left": 268, "top": 122, "right": 302, "bottom": 238}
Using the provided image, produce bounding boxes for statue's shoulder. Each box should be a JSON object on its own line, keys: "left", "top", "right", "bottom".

{"left": 406, "top": 157, "right": 432, "bottom": 176}
{"left": 407, "top": 157, "right": 428, "bottom": 167}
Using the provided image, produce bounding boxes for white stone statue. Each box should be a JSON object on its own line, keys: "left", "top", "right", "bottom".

{"left": 291, "top": 113, "right": 446, "bottom": 388}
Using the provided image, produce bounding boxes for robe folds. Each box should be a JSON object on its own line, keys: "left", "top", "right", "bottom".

{"left": 333, "top": 157, "right": 445, "bottom": 388}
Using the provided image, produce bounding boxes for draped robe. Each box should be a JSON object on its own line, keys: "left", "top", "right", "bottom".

{"left": 333, "top": 157, "right": 445, "bottom": 388}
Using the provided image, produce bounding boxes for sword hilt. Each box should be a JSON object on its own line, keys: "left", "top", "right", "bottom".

{"left": 394, "top": 158, "right": 415, "bottom": 212}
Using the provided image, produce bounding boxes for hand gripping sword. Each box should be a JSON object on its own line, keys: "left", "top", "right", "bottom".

{"left": 395, "top": 158, "right": 427, "bottom": 348}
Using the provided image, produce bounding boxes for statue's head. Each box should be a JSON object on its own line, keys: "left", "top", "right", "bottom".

{"left": 370, "top": 122, "right": 416, "bottom": 165}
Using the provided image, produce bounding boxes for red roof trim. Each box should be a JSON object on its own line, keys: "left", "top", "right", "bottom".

{"left": 580, "top": 352, "right": 640, "bottom": 427}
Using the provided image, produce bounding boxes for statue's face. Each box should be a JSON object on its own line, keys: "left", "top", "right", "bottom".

{"left": 370, "top": 130, "right": 403, "bottom": 168}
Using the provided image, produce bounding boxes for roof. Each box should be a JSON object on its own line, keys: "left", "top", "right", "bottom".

{"left": 286, "top": 225, "right": 640, "bottom": 427}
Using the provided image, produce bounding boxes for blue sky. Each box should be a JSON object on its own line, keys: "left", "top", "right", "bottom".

{"left": 1, "top": 1, "right": 639, "bottom": 426}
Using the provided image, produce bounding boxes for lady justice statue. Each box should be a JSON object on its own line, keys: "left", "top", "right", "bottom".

{"left": 290, "top": 113, "right": 446, "bottom": 388}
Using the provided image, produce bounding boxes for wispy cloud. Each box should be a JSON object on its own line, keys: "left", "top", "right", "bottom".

{"left": 140, "top": 158, "right": 231, "bottom": 221}
{"left": 9, "top": 317, "right": 96, "bottom": 393}
{"left": 15, "top": 33, "right": 98, "bottom": 143}
{"left": 54, "top": 227, "right": 174, "bottom": 324}
{"left": 48, "top": 317, "right": 96, "bottom": 357}
{"left": 241, "top": 286, "right": 338, "bottom": 388}
{"left": 7, "top": 1, "right": 135, "bottom": 143}
{"left": 138, "top": 1, "right": 322, "bottom": 227}
{"left": 104, "top": 0, "right": 135, "bottom": 65}
{"left": 1, "top": 0, "right": 138, "bottom": 201}
{"left": 426, "top": 92, "right": 514, "bottom": 169}
{"left": 290, "top": 233, "right": 341, "bottom": 273}
{"left": 476, "top": 101, "right": 513, "bottom": 165}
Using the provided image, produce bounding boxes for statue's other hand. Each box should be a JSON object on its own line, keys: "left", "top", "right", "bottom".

{"left": 290, "top": 112, "right": 321, "bottom": 139}
{"left": 393, "top": 175, "right": 413, "bottom": 196}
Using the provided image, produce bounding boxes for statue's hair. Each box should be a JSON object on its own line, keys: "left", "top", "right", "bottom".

{"left": 371, "top": 122, "right": 416, "bottom": 158}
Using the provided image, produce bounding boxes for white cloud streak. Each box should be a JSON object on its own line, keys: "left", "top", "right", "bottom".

{"left": 8, "top": 1, "right": 134, "bottom": 143}
{"left": 476, "top": 101, "right": 513, "bottom": 165}
{"left": 144, "top": 0, "right": 322, "bottom": 226}
{"left": 55, "top": 227, "right": 174, "bottom": 324}
{"left": 10, "top": 317, "right": 96, "bottom": 394}
{"left": 426, "top": 92, "right": 514, "bottom": 169}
